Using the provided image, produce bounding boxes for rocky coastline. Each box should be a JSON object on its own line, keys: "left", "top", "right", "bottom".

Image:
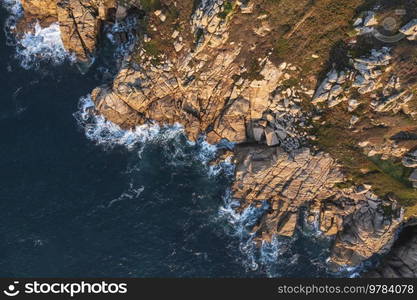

{"left": 12, "top": 0, "right": 417, "bottom": 276}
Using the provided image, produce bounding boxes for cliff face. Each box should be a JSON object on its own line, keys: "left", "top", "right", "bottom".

{"left": 13, "top": 0, "right": 417, "bottom": 274}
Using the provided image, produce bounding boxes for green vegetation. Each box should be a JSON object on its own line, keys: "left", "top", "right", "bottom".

{"left": 218, "top": 1, "right": 234, "bottom": 19}
{"left": 314, "top": 123, "right": 417, "bottom": 217}
{"left": 281, "top": 77, "right": 299, "bottom": 88}
{"left": 164, "top": 6, "right": 180, "bottom": 23}
{"left": 264, "top": 0, "right": 364, "bottom": 76}
{"left": 241, "top": 59, "right": 265, "bottom": 81}
{"left": 368, "top": 156, "right": 413, "bottom": 186}
{"left": 143, "top": 41, "right": 160, "bottom": 57}
{"left": 140, "top": 0, "right": 161, "bottom": 11}
{"left": 141, "top": 40, "right": 164, "bottom": 65}
{"left": 118, "top": 0, "right": 161, "bottom": 11}
{"left": 273, "top": 37, "right": 290, "bottom": 60}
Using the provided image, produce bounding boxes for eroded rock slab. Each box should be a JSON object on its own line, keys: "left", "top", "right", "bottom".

{"left": 324, "top": 193, "right": 403, "bottom": 268}
{"left": 231, "top": 145, "right": 343, "bottom": 239}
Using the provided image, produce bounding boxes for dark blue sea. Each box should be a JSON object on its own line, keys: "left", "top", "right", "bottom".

{"left": 0, "top": 2, "right": 353, "bottom": 278}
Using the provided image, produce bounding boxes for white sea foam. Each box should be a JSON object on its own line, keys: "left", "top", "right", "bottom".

{"left": 105, "top": 15, "right": 138, "bottom": 60}
{"left": 2, "top": 0, "right": 22, "bottom": 16}
{"left": 73, "top": 95, "right": 221, "bottom": 168}
{"left": 2, "top": 0, "right": 23, "bottom": 44}
{"left": 208, "top": 157, "right": 235, "bottom": 178}
{"left": 2, "top": 1, "right": 73, "bottom": 69}
{"left": 16, "top": 22, "right": 74, "bottom": 69}
{"left": 218, "top": 191, "right": 272, "bottom": 271}
{"left": 74, "top": 95, "right": 180, "bottom": 152}
{"left": 107, "top": 182, "right": 145, "bottom": 208}
{"left": 217, "top": 191, "right": 346, "bottom": 277}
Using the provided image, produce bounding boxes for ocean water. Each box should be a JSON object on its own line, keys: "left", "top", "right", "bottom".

{"left": 0, "top": 5, "right": 362, "bottom": 277}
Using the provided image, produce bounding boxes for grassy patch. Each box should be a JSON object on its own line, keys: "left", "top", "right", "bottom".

{"left": 241, "top": 59, "right": 265, "bottom": 81}
{"left": 263, "top": 0, "right": 364, "bottom": 78}
{"left": 143, "top": 40, "right": 160, "bottom": 57}
{"left": 139, "top": 0, "right": 161, "bottom": 11}
{"left": 273, "top": 37, "right": 290, "bottom": 60}
{"left": 368, "top": 156, "right": 413, "bottom": 186}
{"left": 314, "top": 122, "right": 417, "bottom": 217}
{"left": 118, "top": 0, "right": 161, "bottom": 11}
{"left": 218, "top": 1, "right": 234, "bottom": 19}
{"left": 141, "top": 40, "right": 166, "bottom": 65}
{"left": 281, "top": 77, "right": 300, "bottom": 88}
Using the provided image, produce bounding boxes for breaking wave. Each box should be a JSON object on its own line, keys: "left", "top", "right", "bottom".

{"left": 2, "top": 1, "right": 73, "bottom": 69}
{"left": 15, "top": 22, "right": 74, "bottom": 69}
{"left": 217, "top": 192, "right": 345, "bottom": 277}
{"left": 73, "top": 95, "right": 221, "bottom": 168}
{"left": 74, "top": 95, "right": 182, "bottom": 152}
{"left": 208, "top": 156, "right": 235, "bottom": 178}
{"left": 74, "top": 95, "right": 321, "bottom": 277}
{"left": 105, "top": 14, "right": 138, "bottom": 60}
{"left": 218, "top": 191, "right": 271, "bottom": 272}
{"left": 2, "top": 0, "right": 22, "bottom": 44}
{"left": 107, "top": 182, "right": 145, "bottom": 208}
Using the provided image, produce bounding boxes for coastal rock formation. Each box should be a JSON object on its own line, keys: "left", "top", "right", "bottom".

{"left": 400, "top": 19, "right": 417, "bottom": 41}
{"left": 87, "top": 0, "right": 413, "bottom": 270}
{"left": 230, "top": 143, "right": 403, "bottom": 267}
{"left": 17, "top": 0, "right": 58, "bottom": 31}
{"left": 91, "top": 0, "right": 291, "bottom": 144}
{"left": 324, "top": 193, "right": 403, "bottom": 268}
{"left": 56, "top": 0, "right": 116, "bottom": 62}
{"left": 232, "top": 145, "right": 343, "bottom": 238}
{"left": 12, "top": 0, "right": 417, "bottom": 274}
{"left": 18, "top": 0, "right": 117, "bottom": 62}
{"left": 365, "top": 225, "right": 417, "bottom": 277}
{"left": 21, "top": 0, "right": 57, "bottom": 17}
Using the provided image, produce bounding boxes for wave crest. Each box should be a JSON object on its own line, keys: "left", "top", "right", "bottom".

{"left": 2, "top": 0, "right": 22, "bottom": 45}
{"left": 2, "top": 1, "right": 73, "bottom": 69}
{"left": 16, "top": 22, "right": 74, "bottom": 69}
{"left": 73, "top": 95, "right": 220, "bottom": 167}
{"left": 74, "top": 95, "right": 180, "bottom": 151}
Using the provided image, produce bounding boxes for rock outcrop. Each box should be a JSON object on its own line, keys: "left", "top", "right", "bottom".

{"left": 400, "top": 19, "right": 417, "bottom": 41}
{"left": 12, "top": 0, "right": 417, "bottom": 274}
{"left": 18, "top": 0, "right": 117, "bottom": 62}
{"left": 365, "top": 225, "right": 417, "bottom": 277}
{"left": 323, "top": 193, "right": 403, "bottom": 268}
{"left": 92, "top": 0, "right": 292, "bottom": 144}
{"left": 56, "top": 0, "right": 116, "bottom": 62}
{"left": 21, "top": 0, "right": 58, "bottom": 18}
{"left": 232, "top": 145, "right": 343, "bottom": 239}
{"left": 87, "top": 0, "right": 410, "bottom": 270}
{"left": 230, "top": 143, "right": 403, "bottom": 267}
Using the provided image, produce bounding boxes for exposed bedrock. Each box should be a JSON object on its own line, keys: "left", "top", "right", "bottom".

{"left": 324, "top": 194, "right": 403, "bottom": 269}
{"left": 231, "top": 145, "right": 342, "bottom": 238}
{"left": 92, "top": 1, "right": 278, "bottom": 141}
{"left": 231, "top": 144, "right": 403, "bottom": 268}
{"left": 92, "top": 54, "right": 286, "bottom": 142}
{"left": 90, "top": 0, "right": 406, "bottom": 270}
{"left": 18, "top": 0, "right": 118, "bottom": 62}
{"left": 364, "top": 224, "right": 417, "bottom": 278}
{"left": 14, "top": 0, "right": 417, "bottom": 272}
